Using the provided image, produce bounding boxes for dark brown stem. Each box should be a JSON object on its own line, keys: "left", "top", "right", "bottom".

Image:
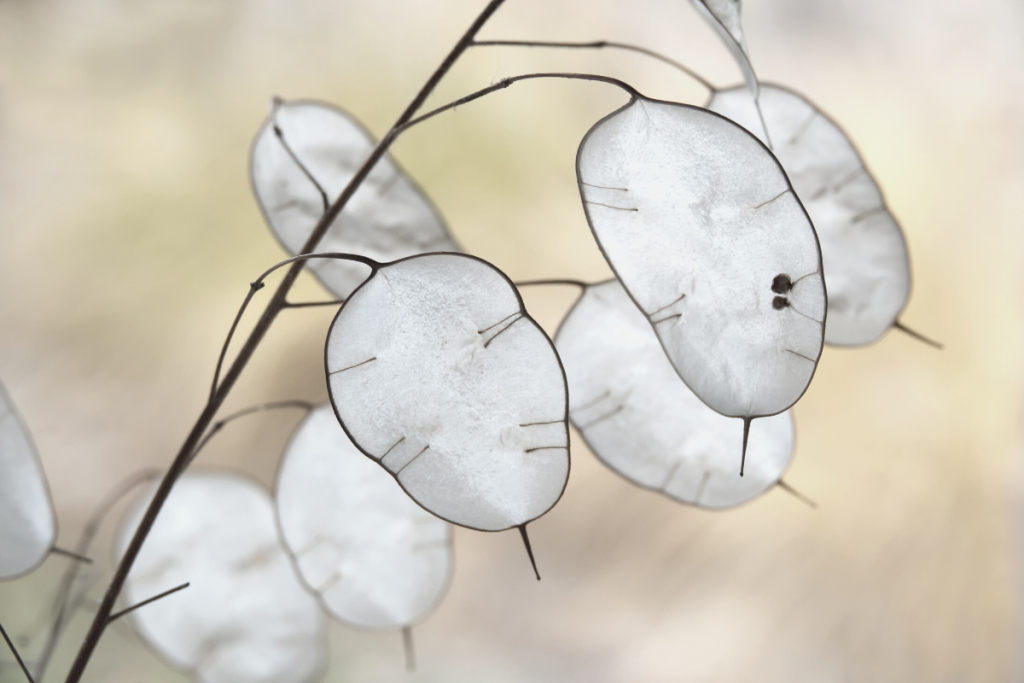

{"left": 283, "top": 298, "right": 346, "bottom": 309}
{"left": 36, "top": 469, "right": 160, "bottom": 683}
{"left": 518, "top": 524, "right": 541, "bottom": 581}
{"left": 740, "top": 417, "right": 751, "bottom": 477}
{"left": 397, "top": 72, "right": 640, "bottom": 134}
{"left": 472, "top": 39, "right": 715, "bottom": 91}
{"left": 402, "top": 626, "right": 416, "bottom": 673}
{"left": 50, "top": 548, "right": 93, "bottom": 564}
{"left": 62, "top": 3, "right": 507, "bottom": 680}
{"left": 0, "top": 621, "right": 35, "bottom": 683}
{"left": 186, "top": 400, "right": 315, "bottom": 466}
{"left": 514, "top": 278, "right": 590, "bottom": 290}
{"left": 776, "top": 479, "right": 818, "bottom": 509}
{"left": 106, "top": 583, "right": 190, "bottom": 624}
{"left": 893, "top": 320, "right": 943, "bottom": 349}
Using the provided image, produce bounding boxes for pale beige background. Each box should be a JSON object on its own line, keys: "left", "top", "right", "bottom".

{"left": 0, "top": 0, "right": 1021, "bottom": 681}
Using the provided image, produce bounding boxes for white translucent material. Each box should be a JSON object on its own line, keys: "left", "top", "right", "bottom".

{"left": 556, "top": 280, "right": 794, "bottom": 507}
{"left": 707, "top": 84, "right": 911, "bottom": 345}
{"left": 118, "top": 472, "right": 325, "bottom": 683}
{"left": 250, "top": 99, "right": 459, "bottom": 298}
{"left": 690, "top": 0, "right": 757, "bottom": 98}
{"left": 577, "top": 97, "right": 825, "bottom": 419}
{"left": 0, "top": 381, "right": 56, "bottom": 579}
{"left": 276, "top": 404, "right": 452, "bottom": 629}
{"left": 326, "top": 253, "right": 569, "bottom": 532}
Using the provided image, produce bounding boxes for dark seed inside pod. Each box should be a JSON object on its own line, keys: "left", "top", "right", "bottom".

{"left": 772, "top": 296, "right": 790, "bottom": 310}
{"left": 771, "top": 274, "right": 792, "bottom": 294}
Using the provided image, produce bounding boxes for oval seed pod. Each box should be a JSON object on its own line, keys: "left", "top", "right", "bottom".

{"left": 706, "top": 83, "right": 911, "bottom": 346}
{"left": 0, "top": 380, "right": 56, "bottom": 579}
{"left": 276, "top": 404, "right": 452, "bottom": 630}
{"left": 689, "top": 0, "right": 758, "bottom": 100}
{"left": 326, "top": 252, "right": 570, "bottom": 532}
{"left": 117, "top": 472, "right": 325, "bottom": 683}
{"left": 250, "top": 99, "right": 459, "bottom": 299}
{"left": 555, "top": 280, "right": 794, "bottom": 508}
{"left": 576, "top": 96, "right": 826, "bottom": 421}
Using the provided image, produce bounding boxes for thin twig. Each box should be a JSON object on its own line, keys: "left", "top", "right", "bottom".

{"left": 514, "top": 278, "right": 590, "bottom": 290}
{"left": 107, "top": 583, "right": 190, "bottom": 624}
{"left": 271, "top": 99, "right": 330, "bottom": 213}
{"left": 472, "top": 39, "right": 716, "bottom": 91}
{"left": 187, "top": 400, "right": 315, "bottom": 465}
{"left": 209, "top": 253, "right": 376, "bottom": 401}
{"left": 776, "top": 479, "right": 818, "bottom": 509}
{"left": 50, "top": 547, "right": 93, "bottom": 564}
{"left": 64, "top": 3, "right": 510, "bottom": 680}
{"left": 0, "top": 621, "right": 35, "bottom": 683}
{"left": 402, "top": 626, "right": 416, "bottom": 673}
{"left": 35, "top": 469, "right": 160, "bottom": 682}
{"left": 396, "top": 72, "right": 641, "bottom": 135}
{"left": 283, "top": 298, "right": 346, "bottom": 309}
{"left": 893, "top": 320, "right": 943, "bottom": 350}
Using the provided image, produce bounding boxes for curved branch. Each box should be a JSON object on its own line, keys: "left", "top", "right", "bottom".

{"left": 187, "top": 400, "right": 315, "bottom": 466}
{"left": 63, "top": 2, "right": 509, "bottom": 680}
{"left": 395, "top": 72, "right": 641, "bottom": 135}
{"left": 472, "top": 39, "right": 716, "bottom": 91}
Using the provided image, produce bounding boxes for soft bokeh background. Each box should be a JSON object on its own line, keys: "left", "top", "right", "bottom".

{"left": 0, "top": 0, "right": 1021, "bottom": 681}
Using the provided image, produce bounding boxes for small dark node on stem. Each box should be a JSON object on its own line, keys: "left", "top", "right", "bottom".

{"left": 772, "top": 296, "right": 790, "bottom": 311}
{"left": 402, "top": 626, "right": 416, "bottom": 673}
{"left": 771, "top": 274, "right": 792, "bottom": 294}
{"left": 740, "top": 418, "right": 751, "bottom": 477}
{"left": 107, "top": 582, "right": 190, "bottom": 624}
{"left": 0, "top": 621, "right": 35, "bottom": 683}
{"left": 250, "top": 281, "right": 265, "bottom": 292}
{"left": 776, "top": 479, "right": 818, "bottom": 509}
{"left": 50, "top": 547, "right": 93, "bottom": 564}
{"left": 892, "top": 320, "right": 943, "bottom": 350}
{"left": 518, "top": 524, "right": 541, "bottom": 581}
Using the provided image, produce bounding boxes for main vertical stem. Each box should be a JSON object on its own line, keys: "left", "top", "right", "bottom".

{"left": 62, "top": 2, "right": 506, "bottom": 680}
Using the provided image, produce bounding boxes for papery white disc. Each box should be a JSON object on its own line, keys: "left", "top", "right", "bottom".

{"left": 251, "top": 99, "right": 459, "bottom": 299}
{"left": 276, "top": 404, "right": 452, "bottom": 629}
{"left": 0, "top": 380, "right": 56, "bottom": 579}
{"left": 707, "top": 83, "right": 911, "bottom": 345}
{"left": 577, "top": 96, "right": 825, "bottom": 419}
{"left": 326, "top": 253, "right": 570, "bottom": 532}
{"left": 556, "top": 280, "right": 794, "bottom": 507}
{"left": 118, "top": 472, "right": 325, "bottom": 683}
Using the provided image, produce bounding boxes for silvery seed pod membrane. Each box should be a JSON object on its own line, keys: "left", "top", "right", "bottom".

{"left": 0, "top": 380, "right": 56, "bottom": 579}
{"left": 556, "top": 280, "right": 794, "bottom": 508}
{"left": 689, "top": 0, "right": 758, "bottom": 100}
{"left": 276, "top": 404, "right": 452, "bottom": 630}
{"left": 576, "top": 96, "right": 826, "bottom": 422}
{"left": 707, "top": 83, "right": 911, "bottom": 346}
{"left": 117, "top": 472, "right": 325, "bottom": 683}
{"left": 326, "top": 253, "right": 570, "bottom": 532}
{"left": 250, "top": 99, "right": 459, "bottom": 299}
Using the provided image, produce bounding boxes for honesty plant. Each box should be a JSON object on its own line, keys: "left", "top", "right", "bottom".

{"left": 251, "top": 99, "right": 459, "bottom": 299}
{"left": 555, "top": 280, "right": 794, "bottom": 507}
{"left": 0, "top": 0, "right": 937, "bottom": 681}
{"left": 276, "top": 404, "right": 453, "bottom": 631}
{"left": 326, "top": 253, "right": 569, "bottom": 535}
{"left": 117, "top": 472, "right": 325, "bottom": 683}
{"left": 707, "top": 84, "right": 914, "bottom": 346}
{"left": 577, "top": 95, "right": 825, "bottom": 470}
